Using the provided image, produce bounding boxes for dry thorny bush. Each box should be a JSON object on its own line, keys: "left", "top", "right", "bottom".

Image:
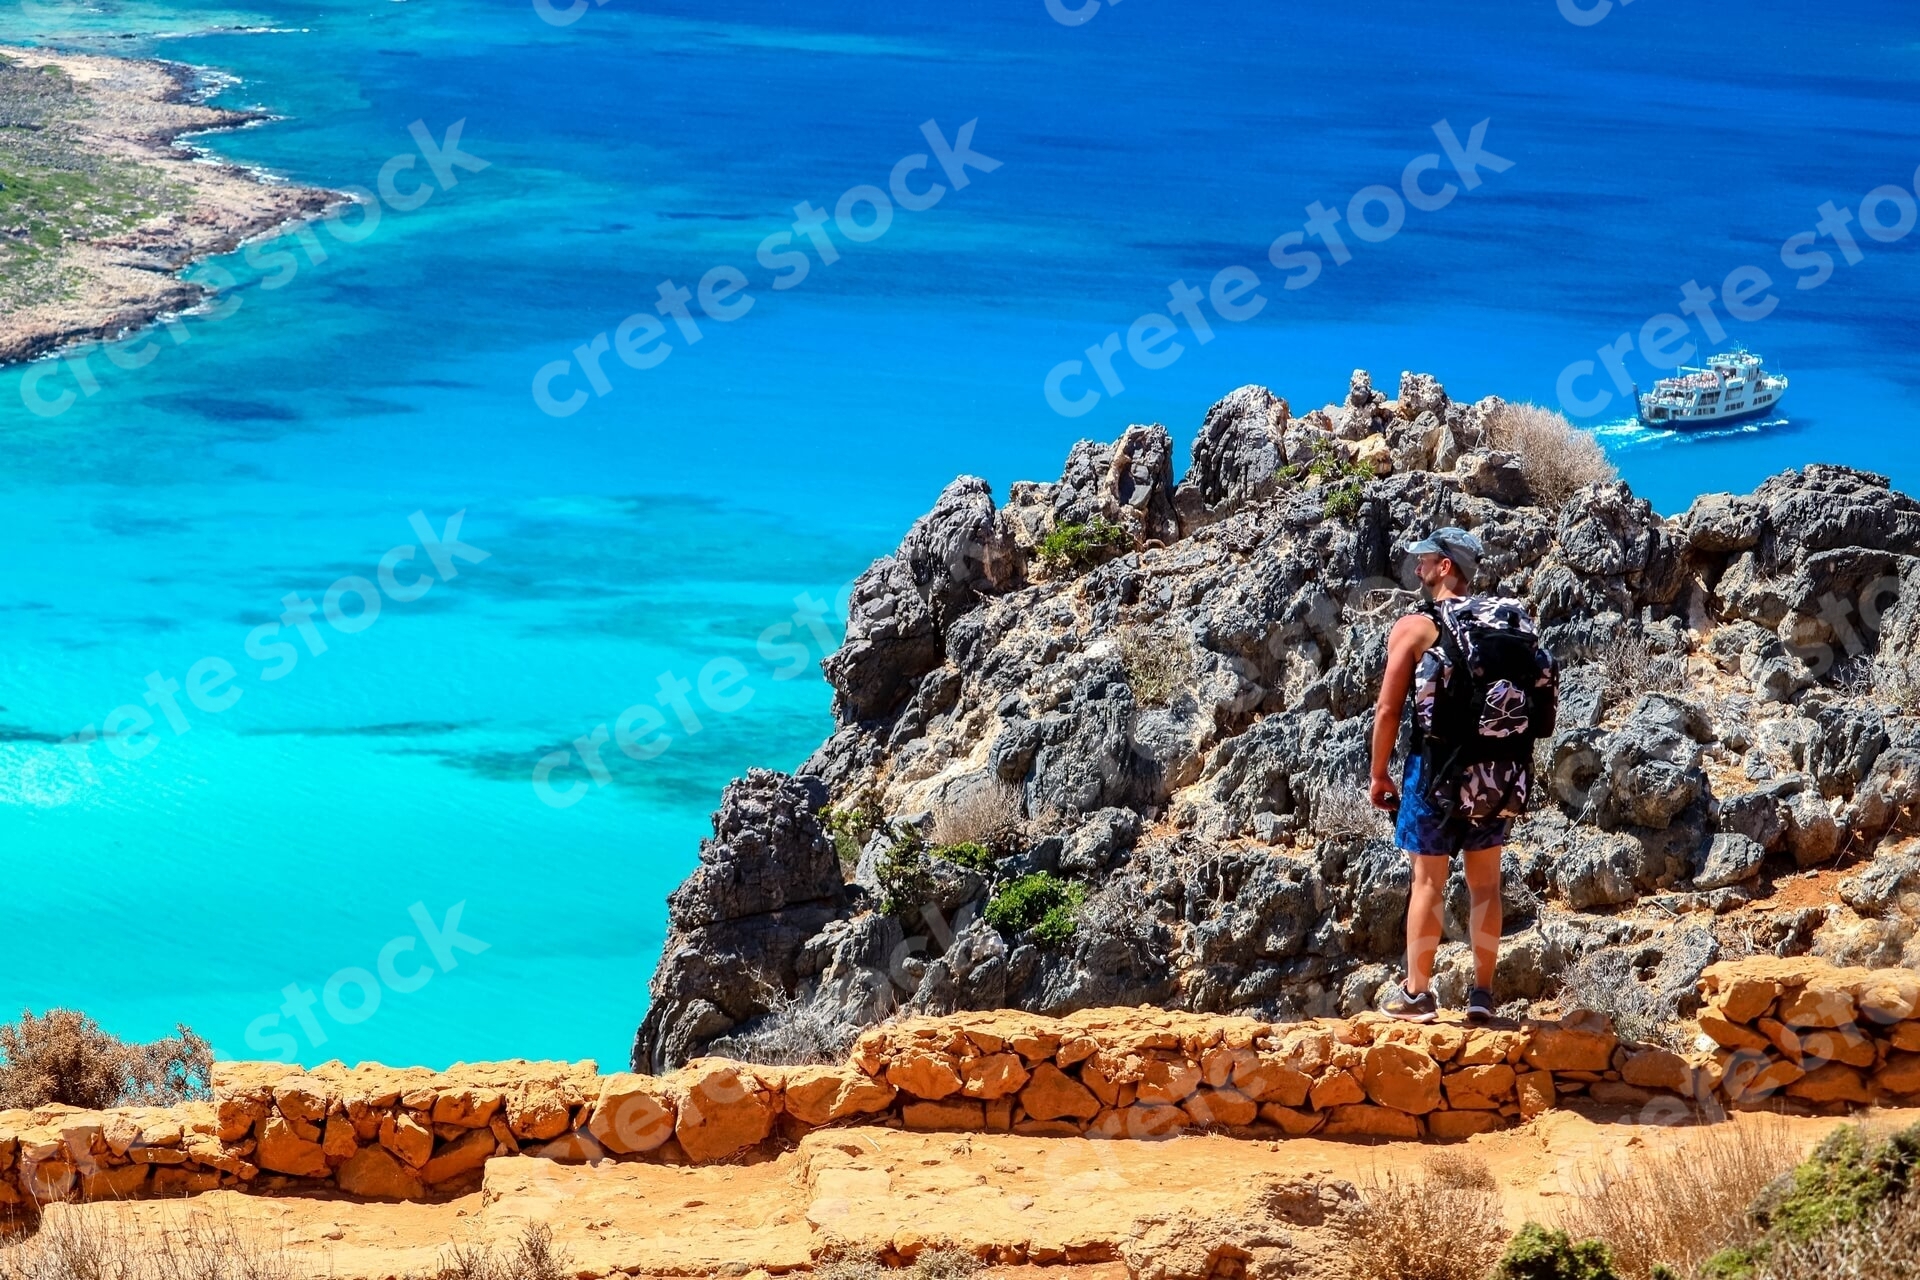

{"left": 1116, "top": 622, "right": 1191, "bottom": 710}
{"left": 1597, "top": 629, "right": 1691, "bottom": 710}
{"left": 1751, "top": 1188, "right": 1920, "bottom": 1280}
{"left": 1552, "top": 950, "right": 1696, "bottom": 1055}
{"left": 814, "top": 1242, "right": 982, "bottom": 1280}
{"left": 928, "top": 778, "right": 1026, "bottom": 852}
{"left": 1313, "top": 781, "right": 1388, "bottom": 841}
{"left": 1554, "top": 1116, "right": 1800, "bottom": 1280}
{"left": 1336, "top": 1151, "right": 1509, "bottom": 1280}
{"left": 0, "top": 1206, "right": 295, "bottom": 1280}
{"left": 0, "top": 1011, "right": 211, "bottom": 1111}
{"left": 1483, "top": 401, "right": 1619, "bottom": 509}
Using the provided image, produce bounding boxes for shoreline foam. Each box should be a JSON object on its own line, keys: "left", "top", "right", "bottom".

{"left": 0, "top": 43, "right": 344, "bottom": 369}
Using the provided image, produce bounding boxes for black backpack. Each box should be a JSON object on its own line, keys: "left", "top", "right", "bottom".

{"left": 1409, "top": 595, "right": 1559, "bottom": 821}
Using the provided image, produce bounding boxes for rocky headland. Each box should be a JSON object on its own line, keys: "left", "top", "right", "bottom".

{"left": 634, "top": 372, "right": 1920, "bottom": 1076}
{"left": 0, "top": 45, "right": 339, "bottom": 366}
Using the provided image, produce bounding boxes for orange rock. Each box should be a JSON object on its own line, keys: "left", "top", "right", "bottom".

{"left": 1134, "top": 1057, "right": 1202, "bottom": 1105}
{"left": 423, "top": 1128, "right": 495, "bottom": 1184}
{"left": 1857, "top": 972, "right": 1920, "bottom": 1026}
{"left": 379, "top": 1112, "right": 432, "bottom": 1170}
{"left": 673, "top": 1062, "right": 774, "bottom": 1162}
{"left": 1516, "top": 1070, "right": 1555, "bottom": 1119}
{"left": 506, "top": 1087, "right": 573, "bottom": 1142}
{"left": 431, "top": 1086, "right": 503, "bottom": 1130}
{"left": 1891, "top": 1022, "right": 1920, "bottom": 1053}
{"left": 1230, "top": 1055, "right": 1312, "bottom": 1106}
{"left": 1757, "top": 1017, "right": 1801, "bottom": 1063}
{"left": 1426, "top": 1111, "right": 1505, "bottom": 1139}
{"left": 1875, "top": 1052, "right": 1920, "bottom": 1097}
{"left": 1588, "top": 1081, "right": 1652, "bottom": 1106}
{"left": 1522, "top": 1021, "right": 1617, "bottom": 1072}
{"left": 1705, "top": 978, "right": 1779, "bottom": 1024}
{"left": 1778, "top": 979, "right": 1857, "bottom": 1029}
{"left": 1322, "top": 1105, "right": 1420, "bottom": 1139}
{"left": 256, "top": 1115, "right": 328, "bottom": 1178}
{"left": 1620, "top": 1048, "right": 1691, "bottom": 1092}
{"left": 216, "top": 1096, "right": 264, "bottom": 1143}
{"left": 960, "top": 1053, "right": 1031, "bottom": 1100}
{"left": 782, "top": 1066, "right": 896, "bottom": 1127}
{"left": 1309, "top": 1069, "right": 1365, "bottom": 1111}
{"left": 322, "top": 1114, "right": 359, "bottom": 1163}
{"left": 1698, "top": 1011, "right": 1771, "bottom": 1052}
{"left": 80, "top": 1164, "right": 149, "bottom": 1200}
{"left": 1257, "top": 1104, "right": 1325, "bottom": 1136}
{"left": 1377, "top": 1022, "right": 1465, "bottom": 1064}
{"left": 1089, "top": 1104, "right": 1186, "bottom": 1139}
{"left": 1723, "top": 1053, "right": 1805, "bottom": 1104}
{"left": 1080, "top": 1060, "right": 1122, "bottom": 1108}
{"left": 150, "top": 1167, "right": 220, "bottom": 1197}
{"left": 272, "top": 1078, "right": 329, "bottom": 1133}
{"left": 901, "top": 1099, "right": 986, "bottom": 1131}
{"left": 586, "top": 1075, "right": 675, "bottom": 1154}
{"left": 1442, "top": 1064, "right": 1515, "bottom": 1110}
{"left": 1787, "top": 1064, "right": 1871, "bottom": 1104}
{"left": 334, "top": 1144, "right": 423, "bottom": 1200}
{"left": 885, "top": 1048, "right": 963, "bottom": 1101}
{"left": 1056, "top": 1035, "right": 1098, "bottom": 1068}
{"left": 1181, "top": 1088, "right": 1257, "bottom": 1128}
{"left": 1457, "top": 1028, "right": 1523, "bottom": 1066}
{"left": 1795, "top": 1025, "right": 1877, "bottom": 1070}
{"left": 1362, "top": 1044, "right": 1441, "bottom": 1115}
{"left": 1018, "top": 1063, "right": 1101, "bottom": 1122}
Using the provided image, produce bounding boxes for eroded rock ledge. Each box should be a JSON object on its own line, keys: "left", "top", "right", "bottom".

{"left": 4, "top": 959, "right": 1916, "bottom": 1212}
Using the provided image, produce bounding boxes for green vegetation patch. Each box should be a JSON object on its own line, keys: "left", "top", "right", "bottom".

{"left": 1276, "top": 434, "right": 1374, "bottom": 523}
{"left": 1493, "top": 1223, "right": 1621, "bottom": 1280}
{"left": 1701, "top": 1121, "right": 1920, "bottom": 1278}
{"left": 984, "top": 871, "right": 1085, "bottom": 945}
{"left": 819, "top": 791, "right": 885, "bottom": 870}
{"left": 1037, "top": 514, "right": 1131, "bottom": 573}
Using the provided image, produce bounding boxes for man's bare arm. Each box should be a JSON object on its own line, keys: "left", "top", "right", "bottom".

{"left": 1369, "top": 614, "right": 1437, "bottom": 807}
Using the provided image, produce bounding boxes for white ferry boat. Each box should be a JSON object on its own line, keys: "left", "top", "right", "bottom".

{"left": 1634, "top": 349, "right": 1788, "bottom": 428}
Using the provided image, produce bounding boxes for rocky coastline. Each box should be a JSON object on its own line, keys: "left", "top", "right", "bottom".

{"left": 0, "top": 45, "right": 341, "bottom": 367}
{"left": 634, "top": 372, "right": 1920, "bottom": 1077}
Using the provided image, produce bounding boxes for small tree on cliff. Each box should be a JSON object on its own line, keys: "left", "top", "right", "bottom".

{"left": 0, "top": 1008, "right": 212, "bottom": 1109}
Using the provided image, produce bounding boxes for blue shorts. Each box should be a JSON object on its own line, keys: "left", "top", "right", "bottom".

{"left": 1394, "top": 752, "right": 1513, "bottom": 857}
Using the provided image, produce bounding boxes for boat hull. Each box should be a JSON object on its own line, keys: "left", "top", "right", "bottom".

{"left": 1637, "top": 395, "right": 1786, "bottom": 430}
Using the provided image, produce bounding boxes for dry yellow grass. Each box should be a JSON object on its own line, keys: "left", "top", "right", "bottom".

{"left": 1554, "top": 1116, "right": 1800, "bottom": 1280}
{"left": 1336, "top": 1152, "right": 1510, "bottom": 1280}
{"left": 1484, "top": 401, "right": 1619, "bottom": 508}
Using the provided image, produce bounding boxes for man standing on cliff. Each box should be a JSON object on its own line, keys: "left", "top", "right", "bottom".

{"left": 1367, "top": 526, "right": 1549, "bottom": 1025}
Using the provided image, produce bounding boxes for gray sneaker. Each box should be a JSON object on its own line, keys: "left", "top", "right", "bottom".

{"left": 1381, "top": 982, "right": 1438, "bottom": 1023}
{"left": 1468, "top": 987, "right": 1496, "bottom": 1023}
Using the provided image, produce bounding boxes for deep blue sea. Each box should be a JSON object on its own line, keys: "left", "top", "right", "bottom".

{"left": 3, "top": 0, "right": 1918, "bottom": 1070}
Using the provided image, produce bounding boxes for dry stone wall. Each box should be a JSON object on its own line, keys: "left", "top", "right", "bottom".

{"left": 5, "top": 959, "right": 1917, "bottom": 1211}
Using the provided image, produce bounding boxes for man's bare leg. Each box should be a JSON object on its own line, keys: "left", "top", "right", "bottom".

{"left": 1404, "top": 855, "right": 1448, "bottom": 993}
{"left": 1463, "top": 844, "right": 1504, "bottom": 990}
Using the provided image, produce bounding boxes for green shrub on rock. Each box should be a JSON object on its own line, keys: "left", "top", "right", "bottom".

{"left": 1493, "top": 1223, "right": 1621, "bottom": 1280}
{"left": 1700, "top": 1121, "right": 1920, "bottom": 1278}
{"left": 984, "top": 872, "right": 1085, "bottom": 945}
{"left": 1036, "top": 515, "right": 1131, "bottom": 573}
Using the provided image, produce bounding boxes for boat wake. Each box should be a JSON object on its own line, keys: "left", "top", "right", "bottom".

{"left": 1591, "top": 415, "right": 1784, "bottom": 452}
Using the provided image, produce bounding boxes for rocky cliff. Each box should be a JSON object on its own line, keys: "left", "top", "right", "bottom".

{"left": 633, "top": 373, "right": 1920, "bottom": 1074}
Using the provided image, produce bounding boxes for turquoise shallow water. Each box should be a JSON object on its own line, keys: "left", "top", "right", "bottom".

{"left": 2, "top": 1, "right": 1919, "bottom": 1069}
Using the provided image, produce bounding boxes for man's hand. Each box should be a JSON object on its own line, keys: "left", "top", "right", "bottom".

{"left": 1369, "top": 774, "right": 1399, "bottom": 811}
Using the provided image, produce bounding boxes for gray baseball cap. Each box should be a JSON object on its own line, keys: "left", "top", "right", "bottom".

{"left": 1406, "top": 526, "right": 1483, "bottom": 578}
